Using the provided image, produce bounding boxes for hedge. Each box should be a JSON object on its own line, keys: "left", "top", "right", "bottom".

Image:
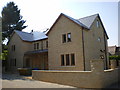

{"left": 109, "top": 55, "right": 120, "bottom": 60}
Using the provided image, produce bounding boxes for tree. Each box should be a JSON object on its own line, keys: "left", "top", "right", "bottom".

{"left": 2, "top": 1, "right": 27, "bottom": 40}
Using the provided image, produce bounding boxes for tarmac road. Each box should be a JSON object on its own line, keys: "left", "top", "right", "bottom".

{"left": 2, "top": 72, "right": 75, "bottom": 88}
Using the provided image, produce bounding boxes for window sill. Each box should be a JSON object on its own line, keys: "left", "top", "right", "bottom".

{"left": 62, "top": 41, "right": 72, "bottom": 44}
{"left": 61, "top": 65, "right": 76, "bottom": 67}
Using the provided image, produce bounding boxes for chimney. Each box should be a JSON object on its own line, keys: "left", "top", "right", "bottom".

{"left": 43, "top": 28, "right": 49, "bottom": 33}
{"left": 31, "top": 30, "right": 33, "bottom": 35}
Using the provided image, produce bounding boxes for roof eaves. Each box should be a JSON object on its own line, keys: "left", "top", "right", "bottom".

{"left": 24, "top": 49, "right": 48, "bottom": 55}
{"left": 46, "top": 13, "right": 63, "bottom": 35}
{"left": 97, "top": 15, "right": 109, "bottom": 39}
{"left": 32, "top": 37, "right": 48, "bottom": 42}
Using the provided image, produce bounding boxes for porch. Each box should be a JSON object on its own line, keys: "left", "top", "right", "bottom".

{"left": 23, "top": 49, "right": 48, "bottom": 70}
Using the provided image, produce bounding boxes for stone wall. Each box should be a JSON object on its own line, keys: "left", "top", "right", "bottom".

{"left": 32, "top": 60, "right": 118, "bottom": 88}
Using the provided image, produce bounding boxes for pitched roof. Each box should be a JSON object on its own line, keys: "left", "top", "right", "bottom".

{"left": 46, "top": 13, "right": 109, "bottom": 39}
{"left": 14, "top": 30, "right": 48, "bottom": 42}
{"left": 78, "top": 14, "right": 98, "bottom": 29}
{"left": 62, "top": 13, "right": 89, "bottom": 29}
{"left": 108, "top": 46, "right": 117, "bottom": 55}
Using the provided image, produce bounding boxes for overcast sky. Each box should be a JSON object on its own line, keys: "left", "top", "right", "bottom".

{"left": 0, "top": 0, "right": 119, "bottom": 46}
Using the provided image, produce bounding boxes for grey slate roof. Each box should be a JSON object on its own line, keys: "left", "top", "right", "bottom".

{"left": 47, "top": 13, "right": 101, "bottom": 35}
{"left": 62, "top": 13, "right": 89, "bottom": 29}
{"left": 14, "top": 13, "right": 108, "bottom": 41}
{"left": 61, "top": 13, "right": 108, "bottom": 39}
{"left": 62, "top": 13, "right": 98, "bottom": 29}
{"left": 14, "top": 30, "right": 48, "bottom": 42}
{"left": 78, "top": 14, "right": 98, "bottom": 29}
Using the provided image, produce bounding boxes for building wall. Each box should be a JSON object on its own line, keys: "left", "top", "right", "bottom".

{"left": 32, "top": 39, "right": 48, "bottom": 51}
{"left": 23, "top": 39, "right": 48, "bottom": 70}
{"left": 7, "top": 33, "right": 32, "bottom": 71}
{"left": 48, "top": 15, "right": 84, "bottom": 70}
{"left": 83, "top": 17, "right": 109, "bottom": 70}
{"left": 32, "top": 60, "right": 118, "bottom": 88}
{"left": 0, "top": 17, "right": 2, "bottom": 56}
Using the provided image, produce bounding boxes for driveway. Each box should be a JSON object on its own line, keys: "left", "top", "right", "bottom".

{"left": 2, "top": 72, "right": 119, "bottom": 89}
{"left": 2, "top": 72, "right": 76, "bottom": 88}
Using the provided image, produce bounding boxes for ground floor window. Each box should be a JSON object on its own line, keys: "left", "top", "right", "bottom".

{"left": 10, "top": 58, "right": 16, "bottom": 66}
{"left": 61, "top": 55, "right": 64, "bottom": 66}
{"left": 26, "top": 58, "right": 30, "bottom": 67}
{"left": 66, "top": 54, "right": 70, "bottom": 65}
{"left": 61, "top": 53, "right": 75, "bottom": 66}
{"left": 71, "top": 54, "right": 75, "bottom": 65}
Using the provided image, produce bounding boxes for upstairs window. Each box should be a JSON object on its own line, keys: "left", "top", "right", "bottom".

{"left": 98, "top": 37, "right": 101, "bottom": 42}
{"left": 46, "top": 41, "right": 48, "bottom": 48}
{"left": 62, "top": 34, "right": 66, "bottom": 43}
{"left": 96, "top": 20, "right": 100, "bottom": 28}
{"left": 36, "top": 43, "right": 39, "bottom": 49}
{"left": 34, "top": 43, "right": 39, "bottom": 50}
{"left": 62, "top": 33, "right": 71, "bottom": 43}
{"left": 14, "top": 45, "right": 15, "bottom": 51}
{"left": 41, "top": 41, "right": 43, "bottom": 50}
{"left": 67, "top": 33, "right": 71, "bottom": 42}
{"left": 34, "top": 43, "right": 36, "bottom": 50}
{"left": 11, "top": 45, "right": 15, "bottom": 51}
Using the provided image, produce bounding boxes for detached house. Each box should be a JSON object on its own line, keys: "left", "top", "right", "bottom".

{"left": 7, "top": 13, "right": 109, "bottom": 72}
{"left": 47, "top": 13, "right": 109, "bottom": 71}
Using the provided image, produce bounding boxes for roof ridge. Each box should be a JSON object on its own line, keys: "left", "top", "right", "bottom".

{"left": 15, "top": 30, "right": 32, "bottom": 35}
{"left": 79, "top": 13, "right": 99, "bottom": 20}
{"left": 61, "top": 13, "right": 89, "bottom": 29}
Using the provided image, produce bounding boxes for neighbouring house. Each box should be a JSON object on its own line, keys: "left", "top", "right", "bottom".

{"left": 8, "top": 13, "right": 109, "bottom": 72}
{"left": 108, "top": 46, "right": 120, "bottom": 67}
{"left": 116, "top": 46, "right": 120, "bottom": 55}
{"left": 108, "top": 46, "right": 120, "bottom": 56}
{"left": 7, "top": 30, "right": 48, "bottom": 71}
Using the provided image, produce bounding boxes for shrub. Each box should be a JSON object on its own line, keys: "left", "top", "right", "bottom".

{"left": 109, "top": 55, "right": 120, "bottom": 60}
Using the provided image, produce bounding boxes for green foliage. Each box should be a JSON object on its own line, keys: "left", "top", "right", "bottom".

{"left": 0, "top": 52, "right": 8, "bottom": 60}
{"left": 109, "top": 55, "right": 120, "bottom": 60}
{"left": 1, "top": 44, "right": 8, "bottom": 60}
{"left": 2, "top": 1, "right": 27, "bottom": 41}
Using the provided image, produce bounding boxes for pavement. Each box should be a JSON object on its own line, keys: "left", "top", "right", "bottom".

{"left": 2, "top": 72, "right": 76, "bottom": 88}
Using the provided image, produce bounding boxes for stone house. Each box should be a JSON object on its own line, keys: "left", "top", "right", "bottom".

{"left": 7, "top": 13, "right": 109, "bottom": 71}
{"left": 47, "top": 13, "right": 109, "bottom": 71}
{"left": 7, "top": 30, "right": 48, "bottom": 71}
